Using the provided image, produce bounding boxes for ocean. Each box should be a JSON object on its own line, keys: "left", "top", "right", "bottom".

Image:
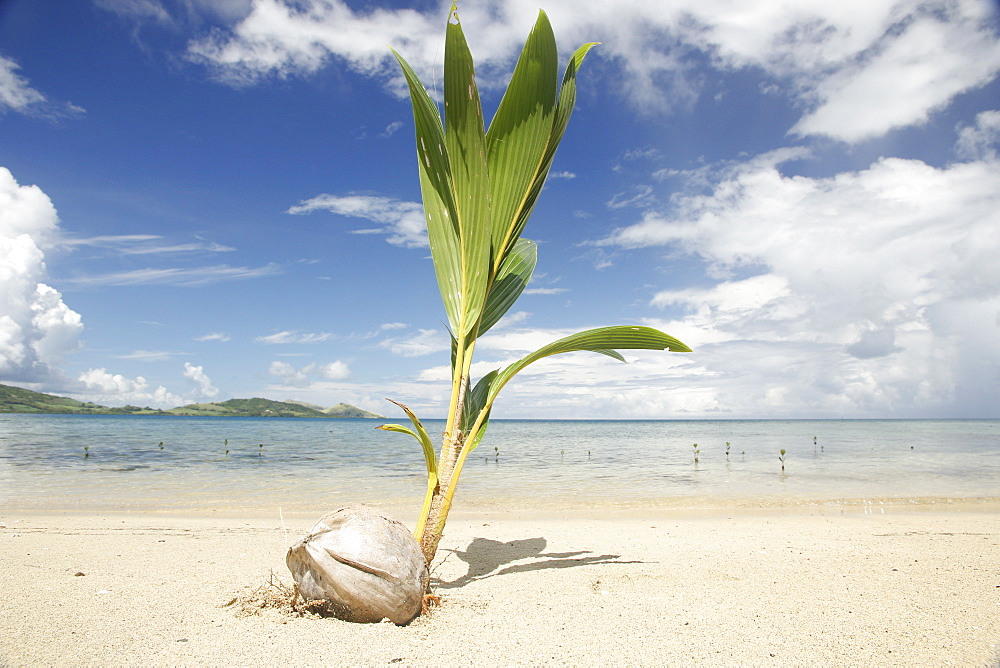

{"left": 0, "top": 414, "right": 997, "bottom": 515}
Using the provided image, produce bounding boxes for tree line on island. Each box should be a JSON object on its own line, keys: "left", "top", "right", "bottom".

{"left": 0, "top": 383, "right": 384, "bottom": 418}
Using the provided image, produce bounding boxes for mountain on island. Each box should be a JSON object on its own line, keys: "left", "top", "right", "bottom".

{"left": 0, "top": 383, "right": 114, "bottom": 414}
{"left": 287, "top": 400, "right": 385, "bottom": 419}
{"left": 0, "top": 383, "right": 385, "bottom": 419}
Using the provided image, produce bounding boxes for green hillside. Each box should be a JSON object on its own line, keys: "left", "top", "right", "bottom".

{"left": 0, "top": 383, "right": 385, "bottom": 418}
{"left": 324, "top": 402, "right": 385, "bottom": 419}
{"left": 0, "top": 383, "right": 120, "bottom": 414}
{"left": 167, "top": 398, "right": 331, "bottom": 418}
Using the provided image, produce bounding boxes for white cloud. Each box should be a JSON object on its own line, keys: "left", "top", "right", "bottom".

{"left": 255, "top": 330, "right": 334, "bottom": 344}
{"left": 287, "top": 193, "right": 427, "bottom": 248}
{"left": 492, "top": 310, "right": 531, "bottom": 330}
{"left": 94, "top": 0, "right": 173, "bottom": 26}
{"left": 0, "top": 56, "right": 47, "bottom": 113}
{"left": 790, "top": 6, "right": 1000, "bottom": 141}
{"left": 956, "top": 109, "right": 1000, "bottom": 161}
{"left": 268, "top": 360, "right": 309, "bottom": 386}
{"left": 597, "top": 147, "right": 1000, "bottom": 417}
{"left": 113, "top": 350, "right": 183, "bottom": 362}
{"left": 0, "top": 55, "right": 84, "bottom": 119}
{"left": 183, "top": 361, "right": 219, "bottom": 398}
{"left": 320, "top": 360, "right": 351, "bottom": 380}
{"left": 66, "top": 262, "right": 281, "bottom": 287}
{"left": 75, "top": 368, "right": 183, "bottom": 407}
{"left": 187, "top": 0, "right": 439, "bottom": 89}
{"left": 195, "top": 331, "right": 231, "bottom": 342}
{"left": 379, "top": 322, "right": 408, "bottom": 331}
{"left": 607, "top": 185, "right": 655, "bottom": 210}
{"left": 381, "top": 120, "right": 404, "bottom": 137}
{"left": 0, "top": 168, "right": 84, "bottom": 384}
{"left": 268, "top": 359, "right": 351, "bottom": 387}
{"left": 186, "top": 0, "right": 1000, "bottom": 143}
{"left": 95, "top": 0, "right": 254, "bottom": 33}
{"left": 380, "top": 328, "right": 449, "bottom": 357}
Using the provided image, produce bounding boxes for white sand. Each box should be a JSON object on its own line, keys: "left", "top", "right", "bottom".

{"left": 2, "top": 503, "right": 999, "bottom": 665}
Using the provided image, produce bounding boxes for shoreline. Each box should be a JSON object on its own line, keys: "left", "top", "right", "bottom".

{"left": 3, "top": 503, "right": 999, "bottom": 664}
{"left": 3, "top": 493, "right": 999, "bottom": 519}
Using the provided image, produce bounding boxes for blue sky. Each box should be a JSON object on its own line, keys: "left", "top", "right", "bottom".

{"left": 1, "top": 0, "right": 998, "bottom": 419}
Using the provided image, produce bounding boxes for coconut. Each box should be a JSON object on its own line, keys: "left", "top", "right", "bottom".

{"left": 286, "top": 504, "right": 428, "bottom": 625}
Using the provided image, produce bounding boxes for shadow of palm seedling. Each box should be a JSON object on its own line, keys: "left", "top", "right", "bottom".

{"left": 436, "top": 536, "right": 641, "bottom": 589}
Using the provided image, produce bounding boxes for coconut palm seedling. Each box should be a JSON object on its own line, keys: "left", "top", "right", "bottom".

{"left": 378, "top": 5, "right": 691, "bottom": 565}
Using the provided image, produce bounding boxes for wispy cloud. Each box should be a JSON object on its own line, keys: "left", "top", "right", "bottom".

{"left": 380, "top": 322, "right": 408, "bottom": 331}
{"left": 195, "top": 332, "right": 231, "bottom": 342}
{"left": 379, "top": 328, "right": 449, "bottom": 357}
{"left": 60, "top": 234, "right": 235, "bottom": 254}
{"left": 0, "top": 55, "right": 84, "bottom": 119}
{"left": 381, "top": 120, "right": 404, "bottom": 137}
{"left": 112, "top": 350, "right": 187, "bottom": 362}
{"left": 255, "top": 331, "right": 335, "bottom": 344}
{"left": 65, "top": 263, "right": 281, "bottom": 287}
{"left": 287, "top": 193, "right": 426, "bottom": 247}
{"left": 607, "top": 185, "right": 655, "bottom": 210}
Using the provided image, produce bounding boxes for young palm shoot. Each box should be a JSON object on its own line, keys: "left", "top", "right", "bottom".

{"left": 380, "top": 5, "right": 691, "bottom": 566}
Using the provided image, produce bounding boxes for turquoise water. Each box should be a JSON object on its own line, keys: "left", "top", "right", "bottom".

{"left": 0, "top": 415, "right": 997, "bottom": 513}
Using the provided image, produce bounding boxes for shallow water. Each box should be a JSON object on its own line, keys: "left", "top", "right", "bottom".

{"left": 0, "top": 415, "right": 997, "bottom": 513}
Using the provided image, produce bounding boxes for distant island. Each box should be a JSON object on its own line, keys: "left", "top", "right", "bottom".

{"left": 0, "top": 383, "right": 385, "bottom": 419}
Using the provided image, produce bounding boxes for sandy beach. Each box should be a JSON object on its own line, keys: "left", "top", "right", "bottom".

{"left": 2, "top": 502, "right": 999, "bottom": 665}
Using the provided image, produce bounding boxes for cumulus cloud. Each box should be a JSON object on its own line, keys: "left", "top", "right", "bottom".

{"left": 185, "top": 0, "right": 1000, "bottom": 142}
{"left": 75, "top": 368, "right": 183, "bottom": 407}
{"left": 183, "top": 361, "right": 219, "bottom": 398}
{"left": 287, "top": 193, "right": 427, "bottom": 248}
{"left": 268, "top": 359, "right": 351, "bottom": 387}
{"left": 596, "top": 145, "right": 1000, "bottom": 416}
{"left": 320, "top": 360, "right": 351, "bottom": 380}
{"left": 0, "top": 168, "right": 84, "bottom": 384}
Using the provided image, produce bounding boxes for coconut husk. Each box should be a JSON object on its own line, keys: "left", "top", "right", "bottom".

{"left": 286, "top": 504, "right": 428, "bottom": 625}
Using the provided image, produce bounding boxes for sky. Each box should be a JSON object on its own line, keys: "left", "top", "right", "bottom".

{"left": 0, "top": 0, "right": 998, "bottom": 420}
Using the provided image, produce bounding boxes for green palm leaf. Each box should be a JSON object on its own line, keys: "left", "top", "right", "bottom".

{"left": 507, "top": 41, "right": 598, "bottom": 249}
{"left": 485, "top": 11, "right": 558, "bottom": 264}
{"left": 391, "top": 49, "right": 463, "bottom": 334}
{"left": 444, "top": 14, "right": 492, "bottom": 337}
{"left": 377, "top": 398, "right": 437, "bottom": 478}
{"left": 478, "top": 238, "right": 537, "bottom": 336}
{"left": 486, "top": 326, "right": 691, "bottom": 405}
{"left": 461, "top": 369, "right": 497, "bottom": 451}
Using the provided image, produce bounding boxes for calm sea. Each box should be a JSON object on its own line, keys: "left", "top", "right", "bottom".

{"left": 0, "top": 415, "right": 997, "bottom": 515}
